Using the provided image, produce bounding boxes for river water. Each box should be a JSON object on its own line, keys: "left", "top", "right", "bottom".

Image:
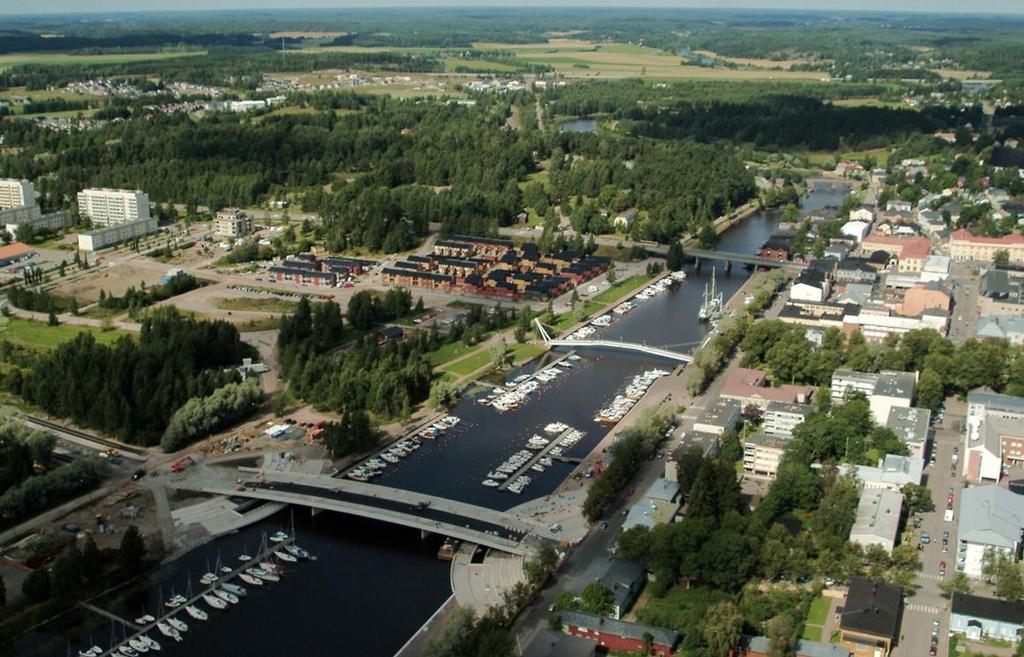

{"left": 15, "top": 181, "right": 848, "bottom": 657}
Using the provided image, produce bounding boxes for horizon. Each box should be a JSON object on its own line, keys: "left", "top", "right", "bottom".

{"left": 4, "top": 1, "right": 1024, "bottom": 17}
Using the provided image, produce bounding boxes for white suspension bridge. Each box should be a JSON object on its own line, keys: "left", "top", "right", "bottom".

{"left": 534, "top": 318, "right": 693, "bottom": 363}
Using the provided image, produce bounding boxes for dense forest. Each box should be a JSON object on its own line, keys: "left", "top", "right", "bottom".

{"left": 1, "top": 308, "right": 248, "bottom": 445}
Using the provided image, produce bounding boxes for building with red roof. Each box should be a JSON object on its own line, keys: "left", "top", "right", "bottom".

{"left": 950, "top": 229, "right": 1024, "bottom": 264}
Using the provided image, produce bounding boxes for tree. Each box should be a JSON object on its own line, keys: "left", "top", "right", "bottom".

{"left": 902, "top": 484, "right": 933, "bottom": 515}
{"left": 702, "top": 601, "right": 744, "bottom": 657}
{"left": 995, "top": 556, "right": 1024, "bottom": 601}
{"left": 47, "top": 310, "right": 59, "bottom": 326}
{"left": 118, "top": 525, "right": 146, "bottom": 573}
{"left": 765, "top": 613, "right": 796, "bottom": 657}
{"left": 667, "top": 242, "right": 686, "bottom": 272}
{"left": 995, "top": 249, "right": 1011, "bottom": 266}
{"left": 51, "top": 546, "right": 82, "bottom": 597}
{"left": 80, "top": 533, "right": 103, "bottom": 583}
{"left": 916, "top": 369, "right": 946, "bottom": 412}
{"left": 579, "top": 582, "right": 615, "bottom": 616}
{"left": 606, "top": 267, "right": 617, "bottom": 284}
{"left": 940, "top": 572, "right": 972, "bottom": 597}
{"left": 22, "top": 568, "right": 50, "bottom": 604}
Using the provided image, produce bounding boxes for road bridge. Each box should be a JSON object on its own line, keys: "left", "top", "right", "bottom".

{"left": 685, "top": 247, "right": 807, "bottom": 272}
{"left": 534, "top": 319, "right": 693, "bottom": 363}
{"left": 177, "top": 469, "right": 537, "bottom": 555}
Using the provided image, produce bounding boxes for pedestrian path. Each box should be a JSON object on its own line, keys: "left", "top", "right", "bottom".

{"left": 906, "top": 603, "right": 941, "bottom": 614}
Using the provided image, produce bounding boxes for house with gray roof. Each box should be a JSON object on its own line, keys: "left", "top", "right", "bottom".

{"left": 886, "top": 406, "right": 931, "bottom": 459}
{"left": 978, "top": 316, "right": 1024, "bottom": 346}
{"left": 964, "top": 392, "right": 1024, "bottom": 483}
{"left": 569, "top": 556, "right": 645, "bottom": 619}
{"left": 951, "top": 593, "right": 1024, "bottom": 643}
{"left": 740, "top": 635, "right": 852, "bottom": 657}
{"left": 956, "top": 485, "right": 1024, "bottom": 578}
{"left": 849, "top": 488, "right": 904, "bottom": 553}
{"left": 843, "top": 454, "right": 924, "bottom": 492}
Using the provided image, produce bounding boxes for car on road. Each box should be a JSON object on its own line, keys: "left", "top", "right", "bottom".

{"left": 920, "top": 532, "right": 931, "bottom": 544}
{"left": 939, "top": 560, "right": 947, "bottom": 577}
{"left": 131, "top": 468, "right": 146, "bottom": 481}
{"left": 600, "top": 522, "right": 608, "bottom": 530}
{"left": 930, "top": 644, "right": 938, "bottom": 656}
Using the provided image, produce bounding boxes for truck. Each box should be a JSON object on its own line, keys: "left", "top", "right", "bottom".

{"left": 170, "top": 456, "right": 194, "bottom": 473}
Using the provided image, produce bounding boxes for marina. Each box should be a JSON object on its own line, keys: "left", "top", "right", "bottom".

{"left": 492, "top": 426, "right": 586, "bottom": 493}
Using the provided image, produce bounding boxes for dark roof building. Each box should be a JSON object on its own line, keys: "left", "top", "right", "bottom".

{"left": 951, "top": 593, "right": 1024, "bottom": 642}
{"left": 839, "top": 578, "right": 903, "bottom": 657}
{"left": 561, "top": 611, "right": 679, "bottom": 657}
{"left": 569, "top": 556, "right": 645, "bottom": 619}
{"left": 523, "top": 629, "right": 596, "bottom": 657}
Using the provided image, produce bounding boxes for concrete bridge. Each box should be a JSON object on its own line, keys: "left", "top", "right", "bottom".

{"left": 181, "top": 469, "right": 537, "bottom": 555}
{"left": 535, "top": 319, "right": 693, "bottom": 363}
{"left": 685, "top": 247, "right": 807, "bottom": 272}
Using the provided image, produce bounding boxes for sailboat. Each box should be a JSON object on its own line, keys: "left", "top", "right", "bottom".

{"left": 698, "top": 268, "right": 723, "bottom": 321}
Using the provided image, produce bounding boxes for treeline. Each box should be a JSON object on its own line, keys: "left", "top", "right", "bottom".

{"left": 7, "top": 287, "right": 77, "bottom": 314}
{"left": 98, "top": 273, "right": 203, "bottom": 313}
{"left": 3, "top": 308, "right": 248, "bottom": 445}
{"left": 160, "top": 380, "right": 263, "bottom": 453}
{"left": 738, "top": 321, "right": 1024, "bottom": 411}
{"left": 0, "top": 457, "right": 109, "bottom": 531}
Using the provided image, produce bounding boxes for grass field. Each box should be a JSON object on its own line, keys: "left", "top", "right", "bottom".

{"left": 0, "top": 317, "right": 129, "bottom": 351}
{"left": 807, "top": 596, "right": 831, "bottom": 625}
{"left": 933, "top": 68, "right": 992, "bottom": 80}
{"left": 443, "top": 349, "right": 494, "bottom": 377}
{"left": 472, "top": 39, "right": 825, "bottom": 80}
{"left": 215, "top": 297, "right": 300, "bottom": 314}
{"left": 691, "top": 49, "right": 822, "bottom": 71}
{"left": 799, "top": 147, "right": 890, "bottom": 167}
{"left": 592, "top": 274, "right": 654, "bottom": 305}
{"left": 507, "top": 342, "right": 546, "bottom": 364}
{"left": 0, "top": 50, "right": 205, "bottom": 71}
{"left": 427, "top": 340, "right": 480, "bottom": 367}
{"left": 802, "top": 625, "right": 824, "bottom": 642}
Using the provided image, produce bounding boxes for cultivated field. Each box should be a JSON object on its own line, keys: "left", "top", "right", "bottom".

{"left": 691, "top": 49, "right": 824, "bottom": 70}
{"left": 933, "top": 68, "right": 993, "bottom": 80}
{"left": 0, "top": 50, "right": 205, "bottom": 71}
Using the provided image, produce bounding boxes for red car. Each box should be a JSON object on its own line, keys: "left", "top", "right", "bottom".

{"left": 939, "top": 561, "right": 947, "bottom": 577}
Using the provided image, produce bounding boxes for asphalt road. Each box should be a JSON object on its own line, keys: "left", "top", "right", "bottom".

{"left": 948, "top": 261, "right": 980, "bottom": 345}
{"left": 893, "top": 404, "right": 965, "bottom": 657}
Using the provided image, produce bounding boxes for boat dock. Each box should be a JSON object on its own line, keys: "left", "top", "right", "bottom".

{"left": 83, "top": 535, "right": 301, "bottom": 657}
{"left": 496, "top": 428, "right": 582, "bottom": 492}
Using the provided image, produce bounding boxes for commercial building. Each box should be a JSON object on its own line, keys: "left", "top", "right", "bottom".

{"left": 76, "top": 188, "right": 150, "bottom": 226}
{"left": 623, "top": 479, "right": 682, "bottom": 531}
{"left": 964, "top": 392, "right": 1024, "bottom": 482}
{"left": 0, "top": 242, "right": 35, "bottom": 267}
{"left": 950, "top": 593, "right": 1024, "bottom": 643}
{"left": 838, "top": 578, "right": 902, "bottom": 657}
{"left": 743, "top": 433, "right": 789, "bottom": 479}
{"left": 560, "top": 611, "right": 678, "bottom": 657}
{"left": 763, "top": 401, "right": 814, "bottom": 437}
{"left": 843, "top": 310, "right": 948, "bottom": 342}
{"left": 886, "top": 407, "right": 931, "bottom": 459}
{"left": 920, "top": 255, "right": 951, "bottom": 282}
{"left": 77, "top": 217, "right": 158, "bottom": 251}
{"left": 791, "top": 269, "right": 830, "bottom": 303}
{"left": 569, "top": 556, "right": 645, "bottom": 620}
{"left": 956, "top": 485, "right": 1024, "bottom": 578}
{"left": 214, "top": 208, "right": 254, "bottom": 238}
{"left": 951, "top": 229, "right": 1024, "bottom": 264}
{"left": 860, "top": 234, "right": 932, "bottom": 273}
{"left": 720, "top": 367, "right": 813, "bottom": 410}
{"left": 898, "top": 283, "right": 952, "bottom": 317}
{"left": 869, "top": 371, "right": 917, "bottom": 426}
{"left": 692, "top": 398, "right": 742, "bottom": 436}
{"left": 0, "top": 178, "right": 34, "bottom": 209}
{"left": 977, "top": 316, "right": 1024, "bottom": 345}
{"left": 849, "top": 488, "right": 904, "bottom": 553}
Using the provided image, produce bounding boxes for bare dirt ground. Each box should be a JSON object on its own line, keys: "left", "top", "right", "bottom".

{"left": 50, "top": 262, "right": 171, "bottom": 305}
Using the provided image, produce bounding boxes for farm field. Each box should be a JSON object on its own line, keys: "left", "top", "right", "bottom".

{"left": 690, "top": 49, "right": 824, "bottom": 70}
{"left": 0, "top": 50, "right": 205, "bottom": 70}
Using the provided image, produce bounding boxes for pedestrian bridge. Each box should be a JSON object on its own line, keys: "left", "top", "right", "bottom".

{"left": 185, "top": 470, "right": 537, "bottom": 555}
{"left": 535, "top": 319, "right": 693, "bottom": 363}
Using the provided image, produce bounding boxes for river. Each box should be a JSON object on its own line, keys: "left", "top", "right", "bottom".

{"left": 14, "top": 181, "right": 849, "bottom": 657}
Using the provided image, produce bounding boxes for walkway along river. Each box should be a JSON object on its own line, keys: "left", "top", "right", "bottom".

{"left": 16, "top": 181, "right": 849, "bottom": 657}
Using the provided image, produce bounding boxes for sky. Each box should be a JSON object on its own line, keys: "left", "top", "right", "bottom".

{"left": 4, "top": 0, "right": 1023, "bottom": 15}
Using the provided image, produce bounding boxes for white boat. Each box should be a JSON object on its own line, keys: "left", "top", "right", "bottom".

{"left": 128, "top": 638, "right": 150, "bottom": 653}
{"left": 274, "top": 550, "right": 298, "bottom": 563}
{"left": 134, "top": 615, "right": 155, "bottom": 625}
{"left": 221, "top": 583, "right": 247, "bottom": 597}
{"left": 487, "top": 470, "right": 508, "bottom": 480}
{"left": 79, "top": 646, "right": 103, "bottom": 657}
{"left": 248, "top": 567, "right": 280, "bottom": 582}
{"left": 381, "top": 453, "right": 399, "bottom": 464}
{"left": 140, "top": 635, "right": 161, "bottom": 651}
{"left": 283, "top": 544, "right": 310, "bottom": 559}
{"left": 214, "top": 589, "right": 239, "bottom": 604}
{"left": 219, "top": 566, "right": 232, "bottom": 574}
{"left": 270, "top": 531, "right": 289, "bottom": 543}
{"left": 237, "top": 554, "right": 252, "bottom": 562}
{"left": 530, "top": 464, "right": 545, "bottom": 473}
{"left": 184, "top": 605, "right": 208, "bottom": 621}
{"left": 202, "top": 593, "right": 228, "bottom": 610}
{"left": 238, "top": 572, "right": 263, "bottom": 586}
{"left": 163, "top": 594, "right": 185, "bottom": 609}
{"left": 156, "top": 623, "right": 181, "bottom": 642}
{"left": 166, "top": 617, "right": 188, "bottom": 633}
{"left": 544, "top": 422, "right": 569, "bottom": 435}
{"left": 259, "top": 561, "right": 280, "bottom": 573}
{"left": 119, "top": 647, "right": 139, "bottom": 657}
{"left": 482, "top": 479, "right": 500, "bottom": 487}
{"left": 199, "top": 572, "right": 218, "bottom": 585}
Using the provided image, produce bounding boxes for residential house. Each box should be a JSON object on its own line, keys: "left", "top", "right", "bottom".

{"left": 613, "top": 208, "right": 638, "bottom": 231}
{"left": 836, "top": 283, "right": 875, "bottom": 307}
{"left": 849, "top": 488, "right": 905, "bottom": 553}
{"left": 950, "top": 593, "right": 1024, "bottom": 643}
{"left": 739, "top": 636, "right": 852, "bottom": 657}
{"left": 836, "top": 258, "right": 880, "bottom": 285}
{"left": 523, "top": 630, "right": 596, "bottom": 657}
{"left": 213, "top": 208, "right": 254, "bottom": 238}
{"left": 831, "top": 369, "right": 917, "bottom": 423}
{"left": 791, "top": 269, "right": 831, "bottom": 303}
{"left": 570, "top": 557, "right": 646, "bottom": 620}
{"left": 623, "top": 479, "right": 682, "bottom": 531}
{"left": 778, "top": 300, "right": 858, "bottom": 331}
{"left": 838, "top": 578, "right": 903, "bottom": 657}
{"left": 956, "top": 485, "right": 1024, "bottom": 577}
{"left": 850, "top": 207, "right": 875, "bottom": 224}
{"left": 826, "top": 241, "right": 854, "bottom": 261}
{"left": 758, "top": 234, "right": 794, "bottom": 261}
{"left": 860, "top": 234, "right": 932, "bottom": 273}
{"left": 920, "top": 255, "right": 951, "bottom": 282}
{"left": 979, "top": 270, "right": 1024, "bottom": 318}
{"left": 977, "top": 316, "right": 1024, "bottom": 345}
{"left": 842, "top": 220, "right": 872, "bottom": 242}
{"left": 899, "top": 283, "right": 952, "bottom": 317}
{"left": 843, "top": 454, "right": 924, "bottom": 491}
{"left": 560, "top": 612, "right": 679, "bottom": 657}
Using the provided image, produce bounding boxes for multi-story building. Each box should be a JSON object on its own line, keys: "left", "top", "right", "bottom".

{"left": 860, "top": 233, "right": 932, "bottom": 273}
{"left": 77, "top": 217, "right": 158, "bottom": 251}
{"left": 720, "top": 367, "right": 814, "bottom": 410}
{"left": 979, "top": 269, "right": 1024, "bottom": 318}
{"left": 950, "top": 593, "right": 1024, "bottom": 643}
{"left": 842, "top": 454, "right": 924, "bottom": 492}
{"left": 886, "top": 406, "right": 931, "bottom": 459}
{"left": 838, "top": 578, "right": 902, "bottom": 657}
{"left": 951, "top": 229, "right": 1024, "bottom": 264}
{"left": 763, "top": 401, "right": 814, "bottom": 437}
{"left": 0, "top": 179, "right": 34, "bottom": 210}
{"left": 76, "top": 188, "right": 150, "bottom": 226}
{"left": 831, "top": 369, "right": 881, "bottom": 404}
{"left": 743, "top": 433, "right": 788, "bottom": 479}
{"left": 214, "top": 208, "right": 254, "bottom": 238}
{"left": 692, "top": 398, "right": 742, "bottom": 436}
{"left": 956, "top": 485, "right": 1024, "bottom": 577}
{"left": 964, "top": 392, "right": 1024, "bottom": 482}
{"left": 831, "top": 369, "right": 917, "bottom": 423}
{"left": 1, "top": 206, "right": 70, "bottom": 237}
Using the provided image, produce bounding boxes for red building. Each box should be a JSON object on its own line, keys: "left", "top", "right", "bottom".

{"left": 561, "top": 611, "right": 678, "bottom": 657}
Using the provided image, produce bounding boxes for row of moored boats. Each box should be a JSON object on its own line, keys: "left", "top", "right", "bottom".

{"left": 78, "top": 532, "right": 309, "bottom": 657}
{"left": 481, "top": 355, "right": 581, "bottom": 412}
{"left": 481, "top": 423, "right": 585, "bottom": 493}
{"left": 568, "top": 271, "right": 686, "bottom": 338}
{"left": 594, "top": 369, "right": 671, "bottom": 425}
{"left": 348, "top": 416, "right": 461, "bottom": 481}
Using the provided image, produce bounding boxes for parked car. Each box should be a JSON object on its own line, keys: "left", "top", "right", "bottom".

{"left": 920, "top": 533, "right": 931, "bottom": 544}
{"left": 131, "top": 468, "right": 147, "bottom": 481}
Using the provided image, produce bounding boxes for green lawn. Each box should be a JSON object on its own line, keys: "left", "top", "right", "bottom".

{"left": 802, "top": 625, "right": 824, "bottom": 642}
{"left": 592, "top": 274, "right": 654, "bottom": 305}
{"left": 807, "top": 596, "right": 831, "bottom": 625}
{"left": 550, "top": 301, "right": 606, "bottom": 333}
{"left": 0, "top": 318, "right": 130, "bottom": 351}
{"left": 215, "top": 297, "right": 300, "bottom": 314}
{"left": 427, "top": 340, "right": 480, "bottom": 367}
{"left": 0, "top": 50, "right": 205, "bottom": 71}
{"left": 507, "top": 342, "right": 546, "bottom": 364}
{"left": 443, "top": 349, "right": 494, "bottom": 377}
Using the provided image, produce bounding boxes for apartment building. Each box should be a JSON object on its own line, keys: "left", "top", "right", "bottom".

{"left": 964, "top": 392, "right": 1024, "bottom": 482}
{"left": 76, "top": 188, "right": 150, "bottom": 226}
{"left": 951, "top": 229, "right": 1024, "bottom": 264}
{"left": 214, "top": 208, "right": 254, "bottom": 238}
{"left": 77, "top": 217, "right": 158, "bottom": 251}
{"left": 956, "top": 485, "right": 1024, "bottom": 577}
{"left": 763, "top": 401, "right": 814, "bottom": 437}
{"left": 0, "top": 178, "right": 34, "bottom": 210}
{"left": 831, "top": 369, "right": 917, "bottom": 423}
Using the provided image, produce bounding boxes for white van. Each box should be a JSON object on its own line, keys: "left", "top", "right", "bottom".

{"left": 944, "top": 509, "right": 955, "bottom": 522}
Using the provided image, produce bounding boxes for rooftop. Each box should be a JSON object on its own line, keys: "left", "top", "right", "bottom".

{"left": 850, "top": 488, "right": 904, "bottom": 543}
{"left": 741, "top": 635, "right": 852, "bottom": 657}
{"left": 952, "top": 229, "right": 1024, "bottom": 246}
{"left": 840, "top": 577, "right": 903, "bottom": 639}
{"left": 874, "top": 371, "right": 917, "bottom": 400}
{"left": 695, "top": 398, "right": 742, "bottom": 428}
{"left": 886, "top": 406, "right": 931, "bottom": 445}
{"left": 570, "top": 556, "right": 645, "bottom": 611}
{"left": 523, "top": 630, "right": 595, "bottom": 657}
{"left": 560, "top": 611, "right": 679, "bottom": 647}
{"left": 957, "top": 485, "right": 1024, "bottom": 550}
{"left": 951, "top": 593, "right": 1024, "bottom": 626}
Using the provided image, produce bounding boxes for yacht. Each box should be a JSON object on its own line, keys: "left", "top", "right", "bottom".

{"left": 199, "top": 573, "right": 218, "bottom": 585}
{"left": 283, "top": 543, "right": 310, "bottom": 559}
{"left": 201, "top": 593, "right": 228, "bottom": 610}
{"left": 481, "top": 479, "right": 500, "bottom": 487}
{"left": 119, "top": 646, "right": 139, "bottom": 657}
{"left": 156, "top": 623, "right": 181, "bottom": 642}
{"left": 79, "top": 647, "right": 103, "bottom": 657}
{"left": 219, "top": 566, "right": 232, "bottom": 574}
{"left": 544, "top": 422, "right": 569, "bottom": 435}
{"left": 530, "top": 464, "right": 545, "bottom": 473}
{"left": 163, "top": 594, "right": 186, "bottom": 609}
{"left": 166, "top": 617, "right": 188, "bottom": 633}
{"left": 486, "top": 470, "right": 508, "bottom": 480}
{"left": 139, "top": 635, "right": 161, "bottom": 651}
{"left": 248, "top": 567, "right": 280, "bottom": 582}
{"left": 214, "top": 589, "right": 239, "bottom": 605}
{"left": 270, "top": 531, "right": 289, "bottom": 543}
{"left": 134, "top": 615, "right": 155, "bottom": 625}
{"left": 259, "top": 561, "right": 281, "bottom": 574}
{"left": 274, "top": 550, "right": 298, "bottom": 563}
{"left": 221, "top": 583, "right": 247, "bottom": 597}
{"left": 184, "top": 605, "right": 208, "bottom": 621}
{"left": 237, "top": 553, "right": 252, "bottom": 562}
{"left": 128, "top": 638, "right": 150, "bottom": 653}
{"left": 238, "top": 572, "right": 264, "bottom": 586}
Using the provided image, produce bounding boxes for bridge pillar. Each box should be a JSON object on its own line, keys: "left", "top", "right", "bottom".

{"left": 725, "top": 260, "right": 732, "bottom": 273}
{"left": 694, "top": 257, "right": 701, "bottom": 271}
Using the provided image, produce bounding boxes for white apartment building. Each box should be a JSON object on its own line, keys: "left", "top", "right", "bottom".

{"left": 849, "top": 488, "right": 904, "bottom": 553}
{"left": 763, "top": 401, "right": 814, "bottom": 438}
{"left": 76, "top": 188, "right": 150, "bottom": 227}
{"left": 743, "top": 433, "right": 788, "bottom": 479}
{"left": 77, "top": 217, "right": 158, "bottom": 251}
{"left": 957, "top": 485, "right": 1024, "bottom": 578}
{"left": 831, "top": 369, "right": 917, "bottom": 423}
{"left": 214, "top": 208, "right": 254, "bottom": 238}
{"left": 0, "top": 179, "right": 34, "bottom": 210}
